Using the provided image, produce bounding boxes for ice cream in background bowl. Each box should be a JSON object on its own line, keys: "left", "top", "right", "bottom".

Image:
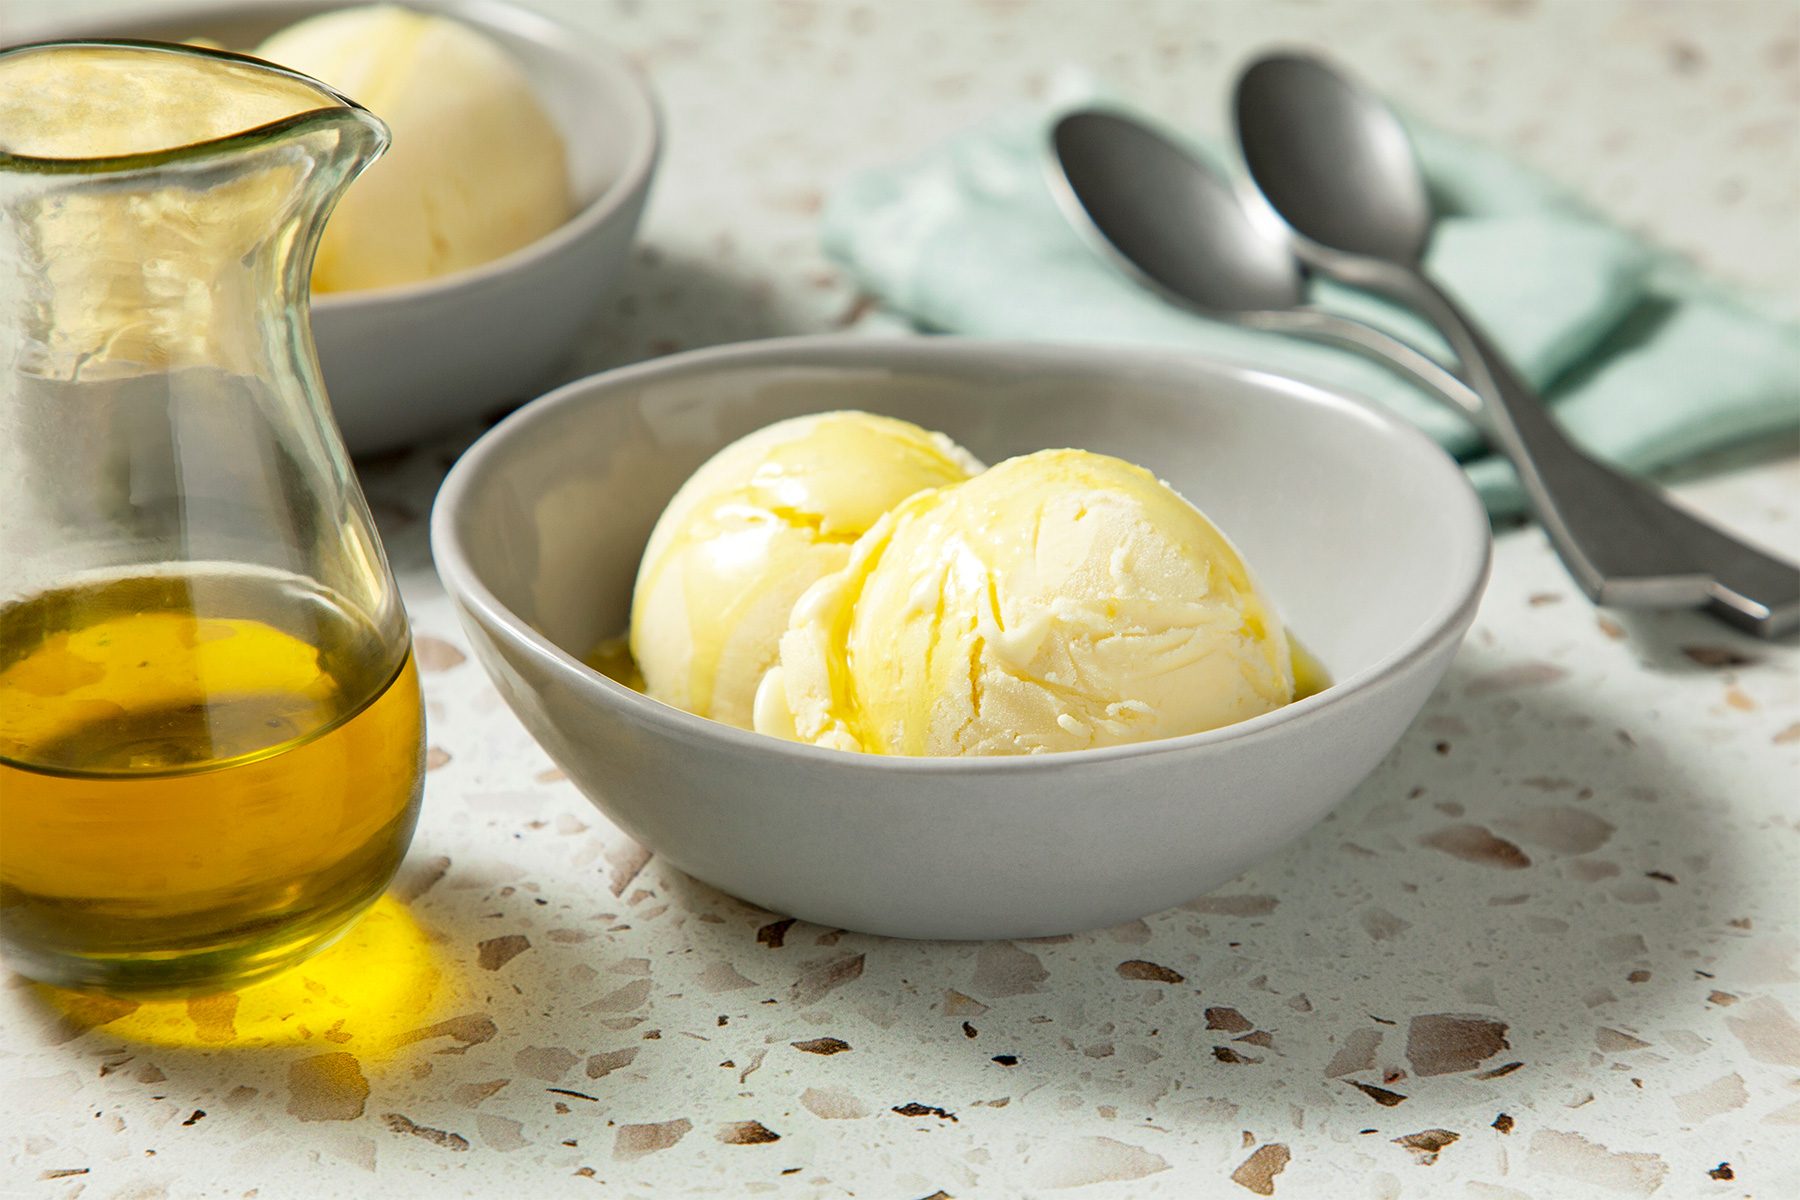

{"left": 49, "top": 0, "right": 662, "bottom": 454}
{"left": 255, "top": 4, "right": 572, "bottom": 293}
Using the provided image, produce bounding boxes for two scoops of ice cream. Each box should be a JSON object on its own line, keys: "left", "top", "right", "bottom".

{"left": 626, "top": 412, "right": 1303, "bottom": 757}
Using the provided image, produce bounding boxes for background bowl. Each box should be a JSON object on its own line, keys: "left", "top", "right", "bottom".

{"left": 46, "top": 0, "right": 660, "bottom": 455}
{"left": 431, "top": 337, "right": 1491, "bottom": 939}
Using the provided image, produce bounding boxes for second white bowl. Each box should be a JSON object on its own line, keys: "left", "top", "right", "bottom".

{"left": 58, "top": 0, "right": 661, "bottom": 455}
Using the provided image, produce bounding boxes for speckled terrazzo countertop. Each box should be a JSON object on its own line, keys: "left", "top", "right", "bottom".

{"left": 5, "top": 2, "right": 1799, "bottom": 1197}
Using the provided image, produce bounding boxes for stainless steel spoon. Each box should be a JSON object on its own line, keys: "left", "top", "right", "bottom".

{"left": 1234, "top": 52, "right": 1798, "bottom": 638}
{"left": 1048, "top": 108, "right": 1483, "bottom": 423}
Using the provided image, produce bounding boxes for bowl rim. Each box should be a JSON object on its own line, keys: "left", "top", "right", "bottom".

{"left": 32, "top": 0, "right": 662, "bottom": 307}
{"left": 430, "top": 334, "right": 1493, "bottom": 774}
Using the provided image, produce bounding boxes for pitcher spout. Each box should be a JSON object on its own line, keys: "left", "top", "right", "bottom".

{"left": 0, "top": 40, "right": 388, "bottom": 383}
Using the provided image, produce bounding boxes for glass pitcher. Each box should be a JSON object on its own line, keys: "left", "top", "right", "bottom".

{"left": 0, "top": 42, "right": 424, "bottom": 996}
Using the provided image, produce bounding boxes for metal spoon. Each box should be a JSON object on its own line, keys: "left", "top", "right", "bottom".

{"left": 1048, "top": 108, "right": 1482, "bottom": 422}
{"left": 1234, "top": 52, "right": 1798, "bottom": 638}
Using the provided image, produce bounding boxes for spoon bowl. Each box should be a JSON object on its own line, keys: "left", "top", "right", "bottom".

{"left": 1234, "top": 52, "right": 1432, "bottom": 265}
{"left": 1051, "top": 109, "right": 1302, "bottom": 313}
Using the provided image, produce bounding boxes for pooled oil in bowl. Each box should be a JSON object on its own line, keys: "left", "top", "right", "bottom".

{"left": 1289, "top": 636, "right": 1331, "bottom": 701}
{"left": 0, "top": 571, "right": 423, "bottom": 995}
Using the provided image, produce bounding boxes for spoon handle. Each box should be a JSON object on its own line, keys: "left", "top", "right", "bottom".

{"left": 1380, "top": 266, "right": 1798, "bottom": 637}
{"left": 1238, "top": 308, "right": 1486, "bottom": 422}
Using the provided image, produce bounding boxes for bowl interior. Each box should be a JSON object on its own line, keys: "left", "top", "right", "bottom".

{"left": 63, "top": 0, "right": 644, "bottom": 244}
{"left": 445, "top": 342, "right": 1488, "bottom": 692}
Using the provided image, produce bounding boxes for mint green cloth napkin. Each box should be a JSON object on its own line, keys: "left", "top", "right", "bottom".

{"left": 820, "top": 88, "right": 1800, "bottom": 518}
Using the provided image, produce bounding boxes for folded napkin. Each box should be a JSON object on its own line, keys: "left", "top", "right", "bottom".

{"left": 821, "top": 81, "right": 1800, "bottom": 517}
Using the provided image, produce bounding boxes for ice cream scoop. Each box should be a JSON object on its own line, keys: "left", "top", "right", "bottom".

{"left": 755, "top": 449, "right": 1294, "bottom": 755}
{"left": 631, "top": 411, "right": 982, "bottom": 729}
{"left": 257, "top": 5, "right": 571, "bottom": 292}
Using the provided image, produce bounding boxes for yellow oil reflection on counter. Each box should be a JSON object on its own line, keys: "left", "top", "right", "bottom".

{"left": 34, "top": 895, "right": 444, "bottom": 1059}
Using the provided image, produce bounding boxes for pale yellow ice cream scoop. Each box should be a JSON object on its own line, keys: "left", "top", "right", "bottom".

{"left": 631, "top": 412, "right": 983, "bottom": 730}
{"left": 256, "top": 5, "right": 571, "bottom": 292}
{"left": 755, "top": 449, "right": 1295, "bottom": 755}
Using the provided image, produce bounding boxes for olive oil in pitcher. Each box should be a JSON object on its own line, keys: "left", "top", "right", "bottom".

{"left": 0, "top": 570, "right": 423, "bottom": 995}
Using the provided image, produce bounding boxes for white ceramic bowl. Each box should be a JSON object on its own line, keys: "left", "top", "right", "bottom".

{"left": 431, "top": 337, "right": 1491, "bottom": 939}
{"left": 48, "top": 0, "right": 660, "bottom": 455}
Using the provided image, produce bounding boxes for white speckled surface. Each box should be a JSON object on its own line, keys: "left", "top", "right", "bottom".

{"left": 5, "top": 1, "right": 1798, "bottom": 1197}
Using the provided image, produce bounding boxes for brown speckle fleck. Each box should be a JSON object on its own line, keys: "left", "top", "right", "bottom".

{"left": 1117, "top": 959, "right": 1184, "bottom": 983}
{"left": 1407, "top": 1014, "right": 1510, "bottom": 1076}
{"left": 186, "top": 993, "right": 238, "bottom": 1043}
{"left": 1681, "top": 645, "right": 1755, "bottom": 668}
{"left": 1708, "top": 1163, "right": 1734, "bottom": 1180}
{"left": 584, "top": 978, "right": 651, "bottom": 1013}
{"left": 1477, "top": 1061, "right": 1525, "bottom": 1079}
{"left": 1496, "top": 805, "right": 1614, "bottom": 854}
{"left": 1708, "top": 990, "right": 1738, "bottom": 1006}
{"left": 971, "top": 942, "right": 1049, "bottom": 997}
{"left": 697, "top": 961, "right": 757, "bottom": 993}
{"left": 451, "top": 1079, "right": 509, "bottom": 1107}
{"left": 1724, "top": 996, "right": 1800, "bottom": 1067}
{"left": 1207, "top": 1007, "right": 1254, "bottom": 1032}
{"left": 1527, "top": 1129, "right": 1667, "bottom": 1194}
{"left": 943, "top": 989, "right": 988, "bottom": 1017}
{"left": 892, "top": 1102, "right": 957, "bottom": 1122}
{"left": 799, "top": 1087, "right": 869, "bottom": 1120}
{"left": 789, "top": 953, "right": 865, "bottom": 1006}
{"left": 1464, "top": 662, "right": 1567, "bottom": 695}
{"left": 424, "top": 745, "right": 451, "bottom": 771}
{"left": 1597, "top": 615, "right": 1626, "bottom": 639}
{"left": 394, "top": 855, "right": 451, "bottom": 901}
{"left": 1230, "top": 1143, "right": 1291, "bottom": 1195}
{"left": 1596, "top": 1027, "right": 1652, "bottom": 1052}
{"left": 756, "top": 917, "right": 796, "bottom": 948}
{"left": 396, "top": 1013, "right": 496, "bottom": 1053}
{"left": 1361, "top": 907, "right": 1412, "bottom": 940}
{"left": 715, "top": 1119, "right": 779, "bottom": 1145}
{"left": 992, "top": 1054, "right": 1019, "bottom": 1066}
{"left": 614, "top": 1118, "right": 691, "bottom": 1160}
{"left": 791, "top": 1037, "right": 851, "bottom": 1056}
{"left": 1493, "top": 1113, "right": 1514, "bottom": 1133}
{"left": 605, "top": 840, "right": 652, "bottom": 897}
{"left": 383, "top": 1112, "right": 468, "bottom": 1151}
{"left": 1393, "top": 1128, "right": 1459, "bottom": 1165}
{"left": 477, "top": 934, "right": 531, "bottom": 971}
{"left": 287, "top": 1053, "right": 369, "bottom": 1121}
{"left": 1773, "top": 722, "right": 1800, "bottom": 745}
{"left": 1348, "top": 1081, "right": 1407, "bottom": 1106}
{"left": 412, "top": 635, "right": 466, "bottom": 671}
{"left": 1326, "top": 1029, "right": 1383, "bottom": 1077}
{"left": 1214, "top": 1046, "right": 1261, "bottom": 1064}
{"left": 514, "top": 1045, "right": 580, "bottom": 1082}
{"left": 1420, "top": 825, "right": 1532, "bottom": 869}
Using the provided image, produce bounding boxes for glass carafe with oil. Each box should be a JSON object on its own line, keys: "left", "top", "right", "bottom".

{"left": 0, "top": 42, "right": 423, "bottom": 995}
